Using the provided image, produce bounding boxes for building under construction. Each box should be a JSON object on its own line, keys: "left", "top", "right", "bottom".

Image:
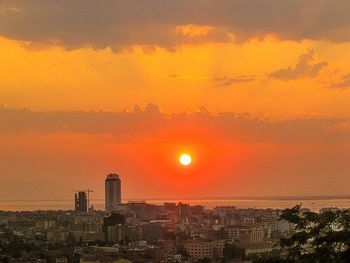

{"left": 74, "top": 191, "right": 88, "bottom": 212}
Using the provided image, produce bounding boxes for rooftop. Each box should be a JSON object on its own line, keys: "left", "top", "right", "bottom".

{"left": 106, "top": 173, "right": 120, "bottom": 179}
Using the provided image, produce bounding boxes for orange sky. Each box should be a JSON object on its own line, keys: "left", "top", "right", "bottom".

{"left": 1, "top": 0, "right": 350, "bottom": 200}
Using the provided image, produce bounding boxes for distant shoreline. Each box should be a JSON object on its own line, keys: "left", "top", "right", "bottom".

{"left": 1, "top": 195, "right": 350, "bottom": 202}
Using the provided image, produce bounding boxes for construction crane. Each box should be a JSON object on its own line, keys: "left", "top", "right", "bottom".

{"left": 72, "top": 189, "right": 94, "bottom": 212}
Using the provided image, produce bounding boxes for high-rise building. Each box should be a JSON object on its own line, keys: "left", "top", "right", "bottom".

{"left": 105, "top": 173, "right": 121, "bottom": 212}
{"left": 75, "top": 191, "right": 88, "bottom": 212}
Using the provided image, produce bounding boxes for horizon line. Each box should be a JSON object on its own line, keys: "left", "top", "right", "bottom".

{"left": 2, "top": 194, "right": 350, "bottom": 202}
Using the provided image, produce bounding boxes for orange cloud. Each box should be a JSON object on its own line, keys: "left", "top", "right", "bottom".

{"left": 176, "top": 24, "right": 214, "bottom": 37}
{"left": 270, "top": 49, "right": 328, "bottom": 80}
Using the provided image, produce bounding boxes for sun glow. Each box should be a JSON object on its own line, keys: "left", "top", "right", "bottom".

{"left": 179, "top": 153, "right": 192, "bottom": 166}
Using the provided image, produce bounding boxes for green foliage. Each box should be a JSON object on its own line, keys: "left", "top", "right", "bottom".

{"left": 177, "top": 245, "right": 190, "bottom": 258}
{"left": 197, "top": 257, "right": 211, "bottom": 263}
{"left": 0, "top": 230, "right": 40, "bottom": 258}
{"left": 223, "top": 243, "right": 244, "bottom": 260}
{"left": 278, "top": 205, "right": 350, "bottom": 263}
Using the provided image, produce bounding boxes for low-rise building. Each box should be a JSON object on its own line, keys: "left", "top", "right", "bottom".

{"left": 184, "top": 239, "right": 225, "bottom": 260}
{"left": 226, "top": 225, "right": 264, "bottom": 244}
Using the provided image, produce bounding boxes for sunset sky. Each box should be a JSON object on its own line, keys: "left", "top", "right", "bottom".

{"left": 1, "top": 0, "right": 350, "bottom": 200}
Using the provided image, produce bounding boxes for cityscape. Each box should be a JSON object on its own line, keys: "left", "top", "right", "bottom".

{"left": 1, "top": 173, "right": 349, "bottom": 262}
{"left": 2, "top": 0, "right": 350, "bottom": 262}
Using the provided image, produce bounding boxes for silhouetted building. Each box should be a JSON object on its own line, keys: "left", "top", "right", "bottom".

{"left": 102, "top": 213, "right": 125, "bottom": 241}
{"left": 141, "top": 223, "right": 164, "bottom": 241}
{"left": 75, "top": 191, "right": 88, "bottom": 212}
{"left": 105, "top": 173, "right": 121, "bottom": 212}
{"left": 177, "top": 202, "right": 190, "bottom": 218}
{"left": 106, "top": 224, "right": 125, "bottom": 243}
{"left": 164, "top": 202, "right": 177, "bottom": 211}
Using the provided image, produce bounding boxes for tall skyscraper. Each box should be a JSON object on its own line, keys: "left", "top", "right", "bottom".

{"left": 105, "top": 173, "right": 121, "bottom": 212}
{"left": 75, "top": 191, "right": 88, "bottom": 212}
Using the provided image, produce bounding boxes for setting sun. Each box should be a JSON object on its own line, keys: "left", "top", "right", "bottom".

{"left": 179, "top": 153, "right": 192, "bottom": 166}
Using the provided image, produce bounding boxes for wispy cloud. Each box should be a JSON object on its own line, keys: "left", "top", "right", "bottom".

{"left": 176, "top": 24, "right": 214, "bottom": 37}
{"left": 270, "top": 49, "right": 328, "bottom": 80}
{"left": 0, "top": 6, "right": 23, "bottom": 15}
{"left": 213, "top": 75, "right": 255, "bottom": 86}
{"left": 329, "top": 73, "right": 350, "bottom": 89}
{"left": 165, "top": 73, "right": 206, "bottom": 80}
{"left": 165, "top": 73, "right": 192, "bottom": 80}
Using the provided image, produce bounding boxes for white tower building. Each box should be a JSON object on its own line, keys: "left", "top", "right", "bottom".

{"left": 105, "top": 173, "right": 121, "bottom": 212}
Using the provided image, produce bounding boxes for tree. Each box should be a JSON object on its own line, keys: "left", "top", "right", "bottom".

{"left": 0, "top": 230, "right": 41, "bottom": 258}
{"left": 223, "top": 243, "right": 244, "bottom": 261}
{"left": 197, "top": 257, "right": 211, "bottom": 263}
{"left": 277, "top": 205, "right": 350, "bottom": 263}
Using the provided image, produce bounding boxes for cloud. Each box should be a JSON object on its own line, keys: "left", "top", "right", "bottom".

{"left": 165, "top": 73, "right": 206, "bottom": 80}
{"left": 213, "top": 75, "right": 255, "bottom": 86}
{"left": 0, "top": 6, "right": 22, "bottom": 14}
{"left": 176, "top": 24, "right": 214, "bottom": 37}
{"left": 0, "top": 104, "right": 349, "bottom": 144}
{"left": 165, "top": 73, "right": 192, "bottom": 80}
{"left": 270, "top": 49, "right": 328, "bottom": 80}
{"left": 2, "top": 1, "right": 350, "bottom": 50}
{"left": 329, "top": 73, "right": 350, "bottom": 89}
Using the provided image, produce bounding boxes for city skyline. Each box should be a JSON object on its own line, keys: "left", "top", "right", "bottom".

{"left": 2, "top": 2, "right": 350, "bottom": 261}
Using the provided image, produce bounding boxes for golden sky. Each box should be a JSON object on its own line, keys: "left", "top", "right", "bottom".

{"left": 1, "top": 0, "right": 350, "bottom": 200}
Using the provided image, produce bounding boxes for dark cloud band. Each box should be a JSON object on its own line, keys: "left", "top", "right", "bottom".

{"left": 1, "top": 0, "right": 350, "bottom": 49}
{"left": 0, "top": 104, "right": 349, "bottom": 143}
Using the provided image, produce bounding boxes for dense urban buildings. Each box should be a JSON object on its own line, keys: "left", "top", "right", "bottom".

{"left": 105, "top": 173, "right": 122, "bottom": 213}
{"left": 0, "top": 175, "right": 348, "bottom": 262}
{"left": 0, "top": 202, "right": 290, "bottom": 262}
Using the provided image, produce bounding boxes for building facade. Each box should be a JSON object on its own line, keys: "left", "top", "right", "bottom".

{"left": 226, "top": 225, "right": 264, "bottom": 244}
{"left": 184, "top": 240, "right": 225, "bottom": 260}
{"left": 75, "top": 191, "right": 88, "bottom": 213}
{"left": 105, "top": 174, "right": 121, "bottom": 212}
